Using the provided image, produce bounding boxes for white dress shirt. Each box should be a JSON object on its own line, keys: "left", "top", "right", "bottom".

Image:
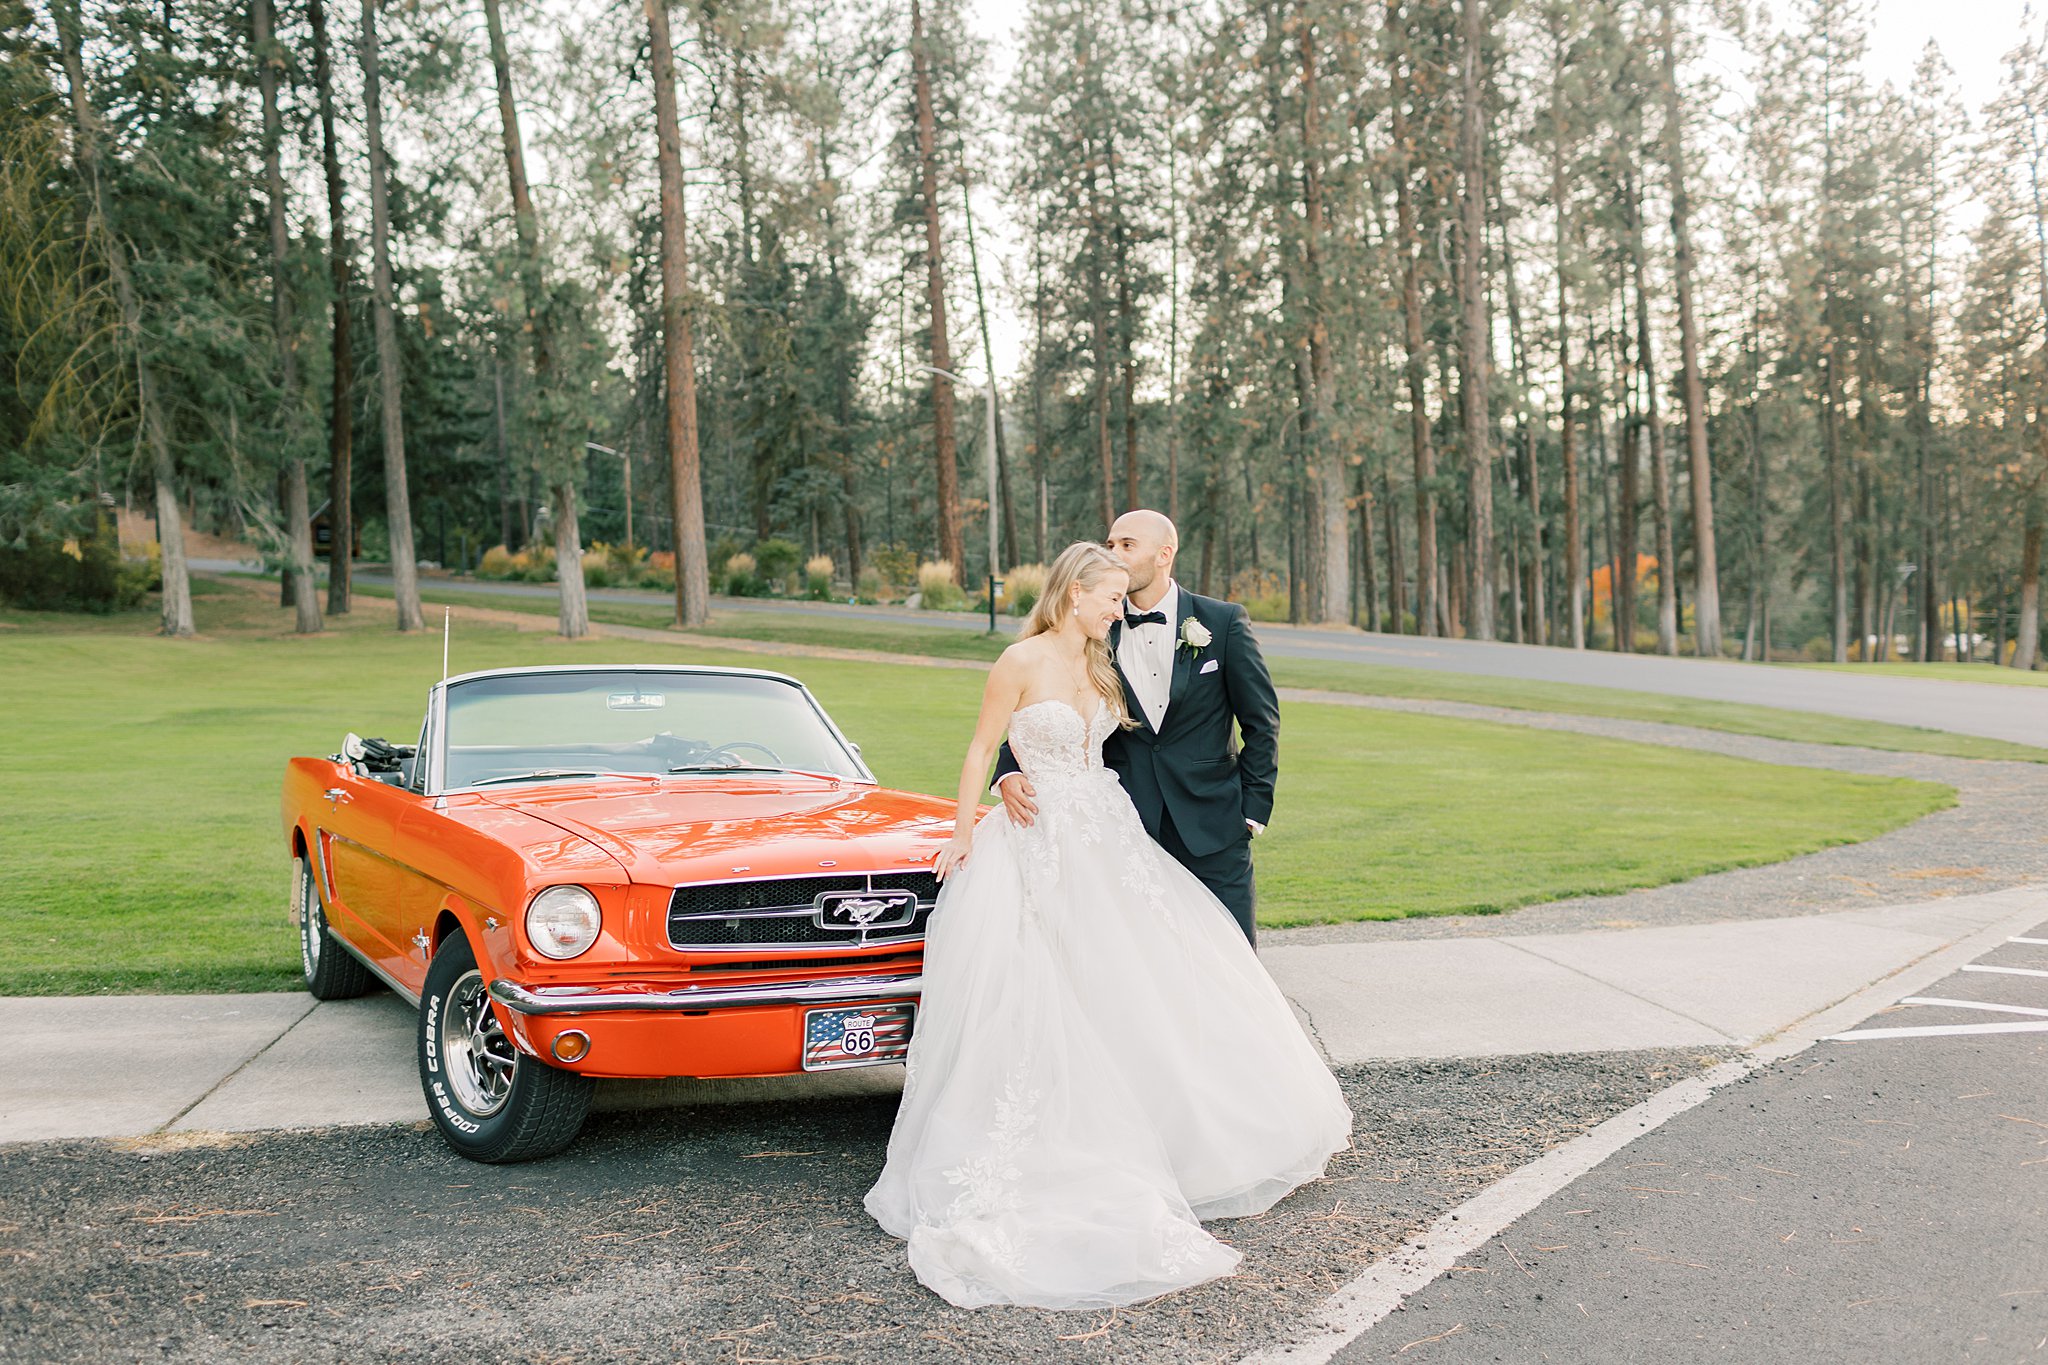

{"left": 1120, "top": 580, "right": 1178, "bottom": 732}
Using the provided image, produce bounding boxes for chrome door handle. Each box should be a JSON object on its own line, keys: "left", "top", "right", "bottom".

{"left": 323, "top": 788, "right": 352, "bottom": 805}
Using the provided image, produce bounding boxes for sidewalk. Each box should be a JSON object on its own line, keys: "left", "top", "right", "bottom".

{"left": 3, "top": 885, "right": 2039, "bottom": 1146}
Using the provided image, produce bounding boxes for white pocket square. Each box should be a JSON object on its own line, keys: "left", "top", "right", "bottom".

{"left": 1199, "top": 659, "right": 1219, "bottom": 675}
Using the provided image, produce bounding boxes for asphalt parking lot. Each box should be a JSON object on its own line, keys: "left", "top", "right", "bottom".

{"left": 0, "top": 1049, "right": 1724, "bottom": 1365}
{"left": 1320, "top": 922, "right": 2048, "bottom": 1364}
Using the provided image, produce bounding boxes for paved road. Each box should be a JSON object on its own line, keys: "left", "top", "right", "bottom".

{"left": 1322, "top": 917, "right": 2048, "bottom": 1364}
{"left": 330, "top": 569, "right": 2047, "bottom": 749}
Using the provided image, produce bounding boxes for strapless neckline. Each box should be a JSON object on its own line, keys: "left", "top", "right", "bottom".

{"left": 1014, "top": 697, "right": 1107, "bottom": 726}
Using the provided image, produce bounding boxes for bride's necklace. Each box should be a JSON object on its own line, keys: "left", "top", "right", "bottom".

{"left": 1060, "top": 641, "right": 1094, "bottom": 711}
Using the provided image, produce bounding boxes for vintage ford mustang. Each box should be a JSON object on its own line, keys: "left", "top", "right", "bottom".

{"left": 280, "top": 664, "right": 952, "bottom": 1162}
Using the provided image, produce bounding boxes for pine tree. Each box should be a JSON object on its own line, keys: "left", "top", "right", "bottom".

{"left": 357, "top": 0, "right": 424, "bottom": 631}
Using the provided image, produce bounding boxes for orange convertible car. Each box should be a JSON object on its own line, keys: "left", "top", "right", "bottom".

{"left": 280, "top": 664, "right": 952, "bottom": 1162}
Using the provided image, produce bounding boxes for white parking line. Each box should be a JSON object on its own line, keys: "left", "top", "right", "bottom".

{"left": 1241, "top": 893, "right": 2048, "bottom": 1365}
{"left": 2009, "top": 936, "right": 2048, "bottom": 946}
{"left": 1826, "top": 1020, "right": 2048, "bottom": 1042}
{"left": 1961, "top": 964, "right": 2048, "bottom": 979}
{"left": 1898, "top": 996, "right": 2048, "bottom": 1018}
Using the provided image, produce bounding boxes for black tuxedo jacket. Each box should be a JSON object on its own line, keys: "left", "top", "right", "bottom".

{"left": 994, "top": 588, "right": 1280, "bottom": 859}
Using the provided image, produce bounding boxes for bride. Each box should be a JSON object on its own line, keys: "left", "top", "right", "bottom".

{"left": 864, "top": 542, "right": 1353, "bottom": 1310}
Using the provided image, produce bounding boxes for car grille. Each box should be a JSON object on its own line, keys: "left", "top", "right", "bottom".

{"left": 667, "top": 872, "right": 940, "bottom": 951}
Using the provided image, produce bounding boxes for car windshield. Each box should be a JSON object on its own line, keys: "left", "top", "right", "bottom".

{"left": 441, "top": 670, "right": 865, "bottom": 790}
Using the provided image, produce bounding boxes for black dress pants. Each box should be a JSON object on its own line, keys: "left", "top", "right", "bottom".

{"left": 1154, "top": 805, "right": 1257, "bottom": 947}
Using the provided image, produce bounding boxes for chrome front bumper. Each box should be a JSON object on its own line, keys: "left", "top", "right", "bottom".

{"left": 487, "top": 971, "right": 923, "bottom": 1017}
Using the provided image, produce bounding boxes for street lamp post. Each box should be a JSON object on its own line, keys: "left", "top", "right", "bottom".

{"left": 587, "top": 442, "right": 631, "bottom": 550}
{"left": 917, "top": 363, "right": 1001, "bottom": 633}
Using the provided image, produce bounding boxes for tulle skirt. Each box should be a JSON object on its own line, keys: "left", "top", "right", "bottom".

{"left": 864, "top": 787, "right": 1353, "bottom": 1310}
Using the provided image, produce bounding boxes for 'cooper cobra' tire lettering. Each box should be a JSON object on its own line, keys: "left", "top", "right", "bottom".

{"left": 416, "top": 932, "right": 592, "bottom": 1162}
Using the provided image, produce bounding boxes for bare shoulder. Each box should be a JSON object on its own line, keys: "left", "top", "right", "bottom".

{"left": 996, "top": 637, "right": 1052, "bottom": 671}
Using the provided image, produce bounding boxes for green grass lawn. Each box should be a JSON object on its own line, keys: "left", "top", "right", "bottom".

{"left": 0, "top": 586, "right": 1952, "bottom": 994}
{"left": 369, "top": 579, "right": 2048, "bottom": 764}
{"left": 1794, "top": 660, "right": 2048, "bottom": 688}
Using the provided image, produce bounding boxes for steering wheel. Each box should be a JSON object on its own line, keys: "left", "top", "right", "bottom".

{"left": 707, "top": 740, "right": 784, "bottom": 767}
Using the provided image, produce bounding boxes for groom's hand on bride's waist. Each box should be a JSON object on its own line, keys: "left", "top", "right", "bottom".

{"left": 996, "top": 773, "right": 1038, "bottom": 827}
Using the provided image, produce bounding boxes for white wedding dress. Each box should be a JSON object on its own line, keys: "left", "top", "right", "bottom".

{"left": 864, "top": 698, "right": 1353, "bottom": 1310}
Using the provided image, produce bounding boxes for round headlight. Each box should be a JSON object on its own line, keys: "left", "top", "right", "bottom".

{"left": 525, "top": 885, "right": 601, "bottom": 960}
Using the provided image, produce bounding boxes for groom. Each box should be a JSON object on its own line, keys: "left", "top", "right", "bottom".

{"left": 994, "top": 509, "right": 1280, "bottom": 945}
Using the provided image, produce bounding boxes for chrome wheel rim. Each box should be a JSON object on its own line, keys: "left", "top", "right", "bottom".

{"left": 442, "top": 970, "right": 516, "bottom": 1117}
{"left": 297, "top": 861, "right": 321, "bottom": 975}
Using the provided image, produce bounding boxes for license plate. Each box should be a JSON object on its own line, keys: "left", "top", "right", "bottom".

{"left": 802, "top": 1002, "right": 915, "bottom": 1071}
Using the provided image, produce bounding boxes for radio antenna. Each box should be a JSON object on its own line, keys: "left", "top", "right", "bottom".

{"left": 441, "top": 607, "right": 451, "bottom": 682}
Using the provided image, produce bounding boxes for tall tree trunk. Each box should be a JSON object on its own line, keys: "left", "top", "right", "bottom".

{"left": 1166, "top": 115, "right": 1182, "bottom": 526}
{"left": 644, "top": 0, "right": 709, "bottom": 626}
{"left": 1630, "top": 186, "right": 1678, "bottom": 656}
{"left": 1298, "top": 7, "right": 1349, "bottom": 624}
{"left": 484, "top": 0, "right": 584, "bottom": 636}
{"left": 57, "top": 0, "right": 193, "bottom": 637}
{"left": 910, "top": 0, "right": 962, "bottom": 580}
{"left": 1820, "top": 32, "right": 1846, "bottom": 662}
{"left": 960, "top": 172, "right": 1016, "bottom": 569}
{"left": 1613, "top": 292, "right": 1637, "bottom": 651}
{"left": 1549, "top": 10, "right": 1583, "bottom": 648}
{"left": 256, "top": 0, "right": 319, "bottom": 632}
{"left": 308, "top": 0, "right": 352, "bottom": 615}
{"left": 1029, "top": 198, "right": 1049, "bottom": 562}
{"left": 2018, "top": 503, "right": 2043, "bottom": 671}
{"left": 358, "top": 0, "right": 423, "bottom": 631}
{"left": 1658, "top": 0, "right": 1719, "bottom": 656}
{"left": 1107, "top": 138, "right": 1140, "bottom": 514}
{"left": 1359, "top": 467, "right": 1378, "bottom": 630}
{"left": 1456, "top": 0, "right": 1495, "bottom": 639}
{"left": 1083, "top": 132, "right": 1115, "bottom": 532}
{"left": 1590, "top": 317, "right": 1617, "bottom": 649}
{"left": 1388, "top": 0, "right": 1438, "bottom": 637}
{"left": 493, "top": 350, "right": 514, "bottom": 550}
{"left": 1381, "top": 468, "right": 1406, "bottom": 631}
{"left": 1499, "top": 206, "right": 1543, "bottom": 644}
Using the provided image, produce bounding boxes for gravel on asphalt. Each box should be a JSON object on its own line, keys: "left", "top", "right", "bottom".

{"left": 0, "top": 1048, "right": 1733, "bottom": 1365}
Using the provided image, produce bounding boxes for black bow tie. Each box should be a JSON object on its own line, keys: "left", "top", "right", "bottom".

{"left": 1124, "top": 610, "right": 1169, "bottom": 628}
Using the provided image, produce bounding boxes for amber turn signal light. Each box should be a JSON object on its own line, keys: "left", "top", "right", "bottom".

{"left": 550, "top": 1030, "right": 591, "bottom": 1063}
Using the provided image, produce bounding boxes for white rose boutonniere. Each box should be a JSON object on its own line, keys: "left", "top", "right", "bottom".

{"left": 1178, "top": 616, "right": 1213, "bottom": 656}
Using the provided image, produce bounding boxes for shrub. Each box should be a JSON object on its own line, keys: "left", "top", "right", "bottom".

{"left": 581, "top": 548, "right": 614, "bottom": 589}
{"left": 805, "top": 554, "right": 835, "bottom": 601}
{"left": 872, "top": 543, "right": 918, "bottom": 597}
{"left": 592, "top": 541, "right": 647, "bottom": 580}
{"left": 478, "top": 545, "right": 518, "bottom": 579}
{"left": 0, "top": 522, "right": 145, "bottom": 613}
{"left": 754, "top": 537, "right": 801, "bottom": 589}
{"left": 916, "top": 560, "right": 965, "bottom": 611}
{"left": 855, "top": 565, "right": 883, "bottom": 603}
{"left": 706, "top": 533, "right": 747, "bottom": 581}
{"left": 1242, "top": 592, "right": 1289, "bottom": 623}
{"left": 1002, "top": 562, "right": 1047, "bottom": 616}
{"left": 723, "top": 551, "right": 761, "bottom": 597}
{"left": 1229, "top": 567, "right": 1289, "bottom": 623}
{"left": 516, "top": 545, "right": 557, "bottom": 583}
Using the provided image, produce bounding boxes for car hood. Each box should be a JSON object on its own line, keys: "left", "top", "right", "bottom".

{"left": 476, "top": 776, "right": 955, "bottom": 885}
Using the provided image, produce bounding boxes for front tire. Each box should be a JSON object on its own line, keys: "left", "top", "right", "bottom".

{"left": 417, "top": 932, "right": 592, "bottom": 1162}
{"left": 297, "top": 853, "right": 372, "bottom": 1000}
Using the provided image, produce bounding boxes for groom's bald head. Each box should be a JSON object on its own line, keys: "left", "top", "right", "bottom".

{"left": 1106, "top": 509, "right": 1178, "bottom": 599}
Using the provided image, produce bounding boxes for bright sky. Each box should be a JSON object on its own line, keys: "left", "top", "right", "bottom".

{"left": 953, "top": 0, "right": 2038, "bottom": 381}
{"left": 1865, "top": 0, "right": 2025, "bottom": 102}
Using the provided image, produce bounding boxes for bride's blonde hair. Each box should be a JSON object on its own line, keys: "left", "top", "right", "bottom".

{"left": 1021, "top": 541, "right": 1138, "bottom": 730}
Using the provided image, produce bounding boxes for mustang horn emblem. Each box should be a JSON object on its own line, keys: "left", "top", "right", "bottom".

{"left": 835, "top": 897, "right": 896, "bottom": 926}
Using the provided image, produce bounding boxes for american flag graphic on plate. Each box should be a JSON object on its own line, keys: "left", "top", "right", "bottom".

{"left": 803, "top": 1001, "right": 916, "bottom": 1071}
